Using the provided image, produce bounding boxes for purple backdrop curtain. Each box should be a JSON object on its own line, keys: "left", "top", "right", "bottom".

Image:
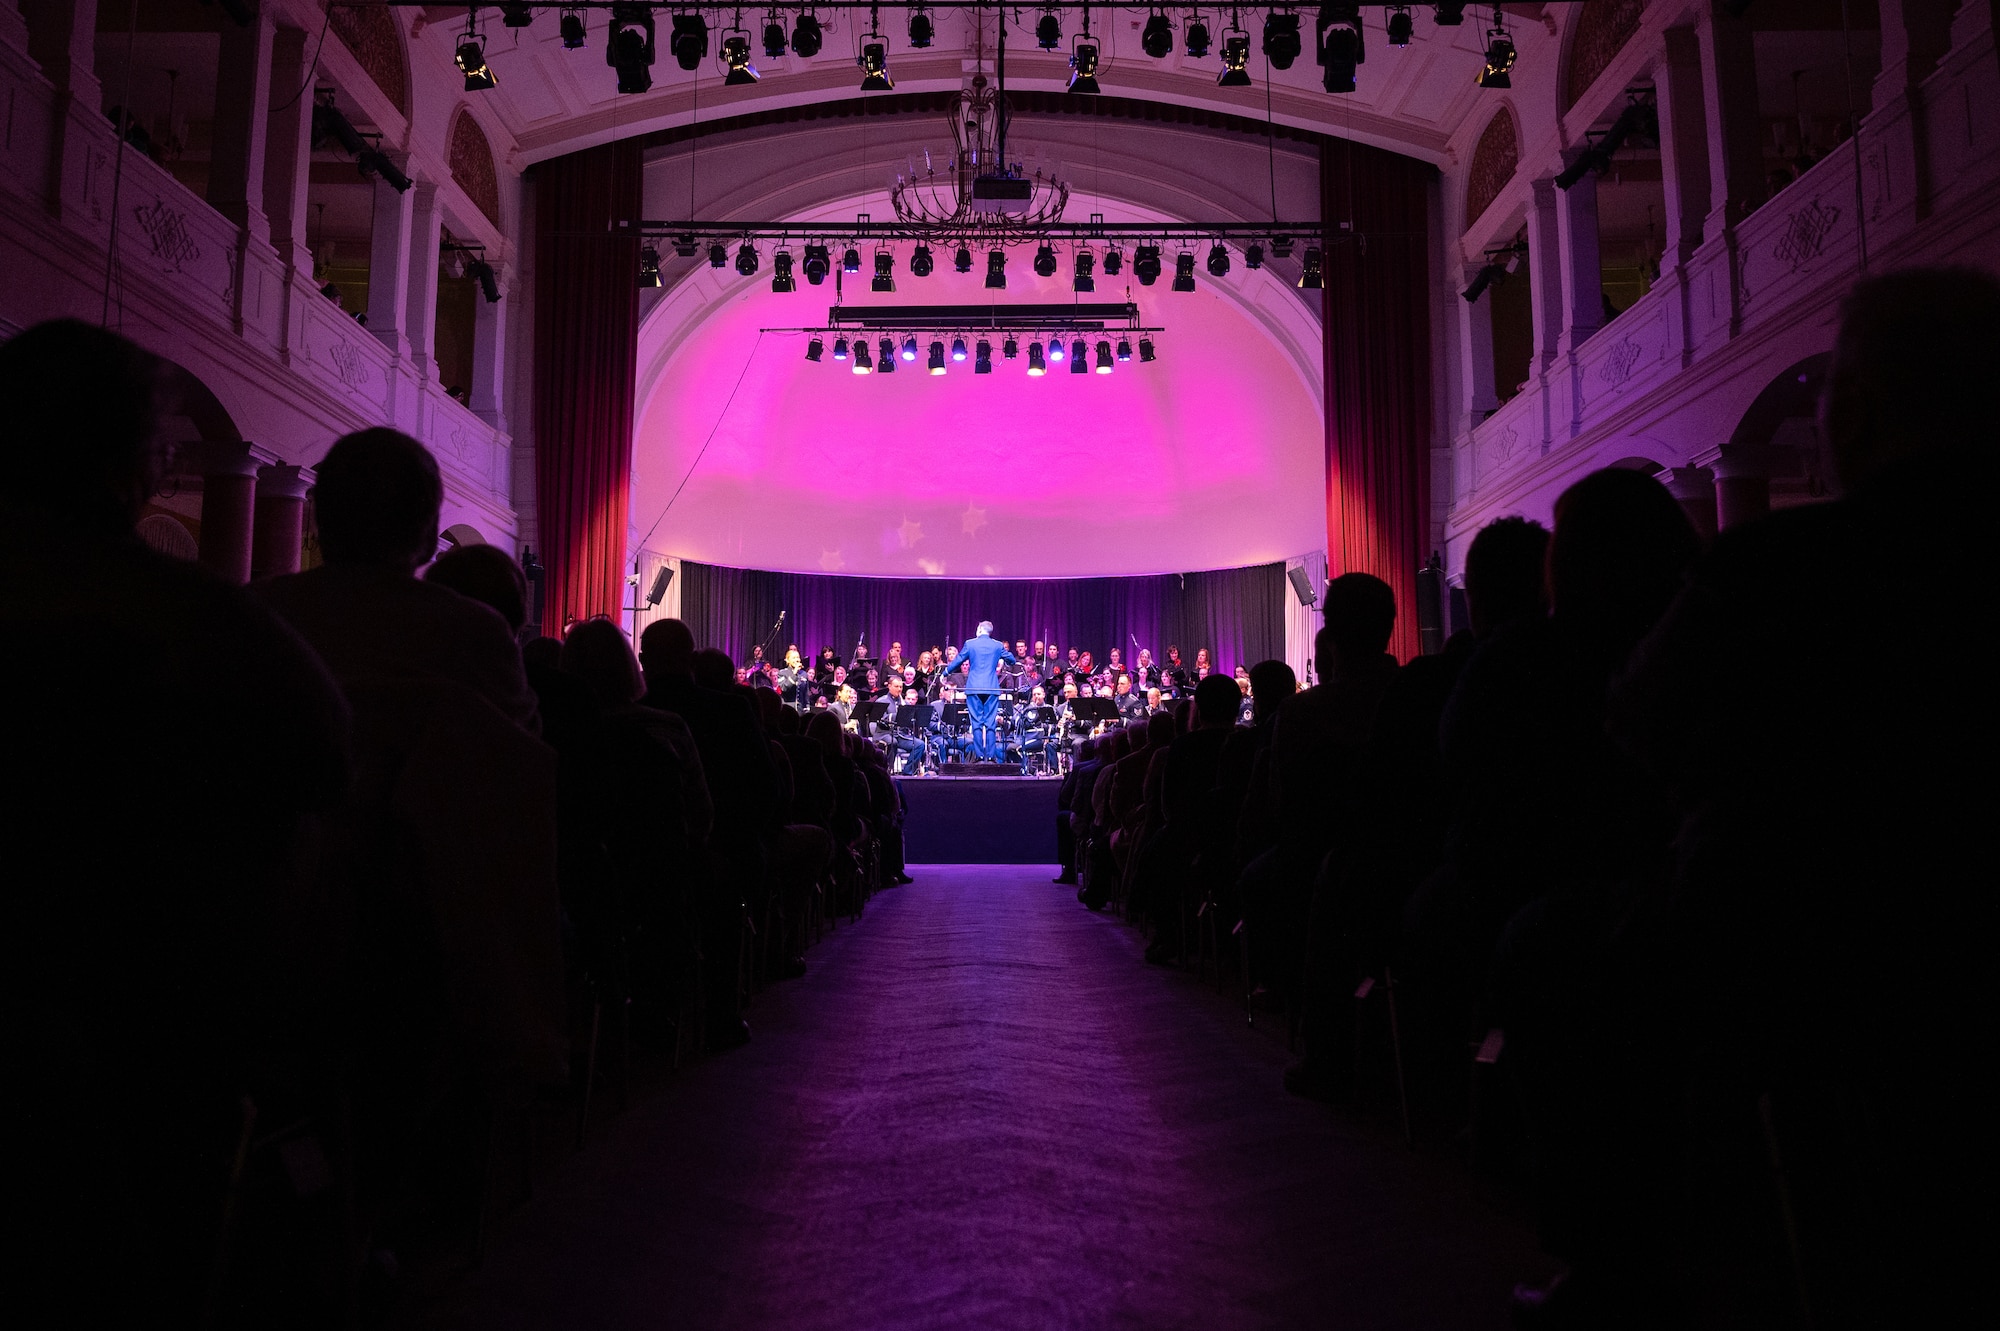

{"left": 681, "top": 562, "right": 1286, "bottom": 675}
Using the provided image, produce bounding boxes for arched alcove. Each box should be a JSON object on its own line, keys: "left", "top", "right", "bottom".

{"left": 449, "top": 107, "right": 503, "bottom": 228}
{"left": 1465, "top": 106, "right": 1520, "bottom": 231}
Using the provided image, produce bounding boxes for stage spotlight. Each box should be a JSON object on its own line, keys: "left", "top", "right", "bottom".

{"left": 832, "top": 336, "right": 849, "bottom": 360}
{"left": 928, "top": 341, "right": 947, "bottom": 375}
{"left": 1142, "top": 12, "right": 1173, "bottom": 59}
{"left": 762, "top": 18, "right": 787, "bottom": 58}
{"left": 975, "top": 340, "right": 993, "bottom": 374}
{"left": 1070, "top": 339, "right": 1088, "bottom": 374}
{"left": 792, "top": 12, "right": 822, "bottom": 56}
{"left": 1270, "top": 235, "right": 1296, "bottom": 258}
{"left": 1002, "top": 336, "right": 1019, "bottom": 360}
{"left": 1245, "top": 241, "right": 1265, "bottom": 269}
{"left": 910, "top": 244, "right": 934, "bottom": 277}
{"left": 668, "top": 13, "right": 708, "bottom": 71}
{"left": 1317, "top": 3, "right": 1362, "bottom": 93}
{"left": 456, "top": 30, "right": 496, "bottom": 91}
{"left": 1138, "top": 337, "right": 1157, "bottom": 362}
{"left": 908, "top": 6, "right": 933, "bottom": 48}
{"left": 878, "top": 337, "right": 897, "bottom": 373}
{"left": 802, "top": 244, "right": 830, "bottom": 285}
{"left": 1173, "top": 252, "right": 1197, "bottom": 292}
{"left": 735, "top": 242, "right": 759, "bottom": 277}
{"left": 1073, "top": 250, "right": 1095, "bottom": 293}
{"left": 1432, "top": 2, "right": 1467, "bottom": 24}
{"left": 1387, "top": 6, "right": 1414, "bottom": 46}
{"left": 985, "top": 249, "right": 1007, "bottom": 290}
{"left": 1218, "top": 33, "right": 1252, "bottom": 86}
{"left": 501, "top": 2, "right": 533, "bottom": 28}
{"left": 722, "top": 34, "right": 758, "bottom": 85}
{"left": 901, "top": 335, "right": 919, "bottom": 361}
{"left": 852, "top": 339, "right": 873, "bottom": 373}
{"left": 561, "top": 9, "right": 587, "bottom": 50}
{"left": 1035, "top": 9, "right": 1061, "bottom": 50}
{"left": 1095, "top": 341, "right": 1114, "bottom": 373}
{"left": 608, "top": 6, "right": 655, "bottom": 94}
{"left": 1027, "top": 342, "right": 1047, "bottom": 375}
{"left": 859, "top": 41, "right": 893, "bottom": 91}
{"left": 1068, "top": 43, "right": 1101, "bottom": 94}
{"left": 842, "top": 246, "right": 862, "bottom": 274}
{"left": 1102, "top": 246, "right": 1123, "bottom": 276}
{"left": 465, "top": 256, "right": 502, "bottom": 303}
{"left": 1048, "top": 338, "right": 1065, "bottom": 363}
{"left": 1116, "top": 338, "right": 1132, "bottom": 362}
{"left": 1186, "top": 18, "right": 1211, "bottom": 58}
{"left": 1263, "top": 12, "right": 1302, "bottom": 70}
{"left": 1134, "top": 245, "right": 1162, "bottom": 285}
{"left": 1207, "top": 242, "right": 1230, "bottom": 278}
{"left": 872, "top": 250, "right": 896, "bottom": 293}
{"left": 1033, "top": 244, "right": 1058, "bottom": 278}
{"left": 638, "top": 244, "right": 662, "bottom": 288}
{"left": 708, "top": 242, "right": 727, "bottom": 268}
{"left": 951, "top": 337, "right": 968, "bottom": 362}
{"left": 771, "top": 249, "right": 795, "bottom": 291}
{"left": 1479, "top": 18, "right": 1516, "bottom": 88}
{"left": 1298, "top": 245, "right": 1324, "bottom": 288}
{"left": 954, "top": 246, "right": 973, "bottom": 274}
{"left": 806, "top": 337, "right": 823, "bottom": 362}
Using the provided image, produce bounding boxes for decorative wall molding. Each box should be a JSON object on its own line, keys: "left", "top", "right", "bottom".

{"left": 1465, "top": 107, "right": 1519, "bottom": 232}
{"left": 1564, "top": 0, "right": 1648, "bottom": 112}
{"left": 134, "top": 198, "right": 201, "bottom": 273}
{"left": 1773, "top": 199, "right": 1841, "bottom": 272}
{"left": 325, "top": 1, "right": 410, "bottom": 120}
{"left": 449, "top": 108, "right": 503, "bottom": 228}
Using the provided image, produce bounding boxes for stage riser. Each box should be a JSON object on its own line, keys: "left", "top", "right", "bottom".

{"left": 896, "top": 777, "right": 1060, "bottom": 865}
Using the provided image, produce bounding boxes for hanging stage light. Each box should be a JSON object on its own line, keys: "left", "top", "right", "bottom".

{"left": 1218, "top": 33, "right": 1252, "bottom": 86}
{"left": 1048, "top": 338, "right": 1065, "bottom": 363}
{"left": 1102, "top": 246, "right": 1123, "bottom": 276}
{"left": 954, "top": 246, "right": 973, "bottom": 274}
{"left": 771, "top": 249, "right": 795, "bottom": 291}
{"left": 975, "top": 340, "right": 994, "bottom": 374}
{"left": 1095, "top": 341, "right": 1114, "bottom": 374}
{"left": 985, "top": 249, "right": 1007, "bottom": 290}
{"left": 1133, "top": 245, "right": 1162, "bottom": 285}
{"left": 1033, "top": 244, "right": 1058, "bottom": 278}
{"left": 832, "top": 335, "right": 850, "bottom": 360}
{"left": 1116, "top": 338, "right": 1133, "bottom": 362}
{"left": 901, "top": 335, "right": 919, "bottom": 361}
{"left": 802, "top": 244, "right": 830, "bottom": 284}
{"left": 842, "top": 246, "right": 862, "bottom": 274}
{"left": 1035, "top": 10, "right": 1062, "bottom": 50}
{"left": 852, "top": 339, "right": 874, "bottom": 373}
{"left": 708, "top": 242, "right": 728, "bottom": 268}
{"left": 1245, "top": 241, "right": 1266, "bottom": 269}
{"left": 1263, "top": 12, "right": 1302, "bottom": 70}
{"left": 1003, "top": 336, "right": 1019, "bottom": 360}
{"left": 1298, "top": 245, "right": 1324, "bottom": 288}
{"left": 456, "top": 25, "right": 496, "bottom": 91}
{"left": 951, "top": 336, "right": 968, "bottom": 362}
{"left": 1317, "top": 2, "right": 1362, "bottom": 93}
{"left": 668, "top": 13, "right": 709, "bottom": 71}
{"left": 928, "top": 341, "right": 948, "bottom": 375}
{"left": 1387, "top": 6, "right": 1414, "bottom": 46}
{"left": 1432, "top": 2, "right": 1468, "bottom": 25}
{"left": 607, "top": 6, "right": 655, "bottom": 94}
{"left": 501, "top": 2, "right": 534, "bottom": 28}
{"left": 872, "top": 250, "right": 896, "bottom": 292}
{"left": 561, "top": 9, "right": 587, "bottom": 50}
{"left": 878, "top": 336, "right": 898, "bottom": 372}
{"left": 1073, "top": 250, "right": 1095, "bottom": 293}
{"left": 762, "top": 16, "right": 787, "bottom": 58}
{"left": 910, "top": 244, "right": 934, "bottom": 277}
{"left": 792, "top": 12, "right": 823, "bottom": 56}
{"left": 859, "top": 41, "right": 893, "bottom": 91}
{"left": 1186, "top": 17, "right": 1212, "bottom": 58}
{"left": 1068, "top": 43, "right": 1101, "bottom": 94}
{"left": 1138, "top": 337, "right": 1157, "bottom": 362}
{"left": 907, "top": 6, "right": 934, "bottom": 48}
{"left": 1207, "top": 242, "right": 1231, "bottom": 277}
{"left": 722, "top": 33, "right": 759, "bottom": 85}
{"left": 1173, "top": 251, "right": 1197, "bottom": 292}
{"left": 1141, "top": 12, "right": 1174, "bottom": 58}
{"left": 1069, "top": 339, "right": 1088, "bottom": 374}
{"left": 735, "top": 242, "right": 760, "bottom": 277}
{"left": 1478, "top": 11, "right": 1516, "bottom": 89}
{"left": 638, "top": 244, "right": 662, "bottom": 288}
{"left": 806, "top": 337, "right": 824, "bottom": 362}
{"left": 1027, "top": 342, "right": 1047, "bottom": 375}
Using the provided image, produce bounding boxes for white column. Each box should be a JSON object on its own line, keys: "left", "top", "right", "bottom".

{"left": 207, "top": 4, "right": 275, "bottom": 244}
{"left": 1555, "top": 167, "right": 1604, "bottom": 352}
{"left": 1697, "top": 0, "right": 1765, "bottom": 237}
{"left": 263, "top": 24, "right": 316, "bottom": 277}
{"left": 20, "top": 0, "right": 101, "bottom": 224}
{"left": 1874, "top": 0, "right": 1954, "bottom": 103}
{"left": 1457, "top": 263, "right": 1500, "bottom": 432}
{"left": 471, "top": 260, "right": 511, "bottom": 432}
{"left": 0, "top": 0, "right": 34, "bottom": 57}
{"left": 1524, "top": 178, "right": 1564, "bottom": 371}
{"left": 404, "top": 179, "right": 444, "bottom": 381}
{"left": 1656, "top": 26, "right": 1711, "bottom": 270}
{"left": 366, "top": 159, "right": 416, "bottom": 359}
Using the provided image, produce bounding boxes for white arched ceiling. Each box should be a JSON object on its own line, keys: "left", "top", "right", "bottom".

{"left": 630, "top": 177, "right": 1328, "bottom": 578}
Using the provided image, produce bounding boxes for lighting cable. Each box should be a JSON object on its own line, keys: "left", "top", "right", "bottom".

{"left": 636, "top": 330, "right": 768, "bottom": 552}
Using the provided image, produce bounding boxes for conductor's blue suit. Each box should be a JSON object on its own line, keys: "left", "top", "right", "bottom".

{"left": 943, "top": 631, "right": 1018, "bottom": 761}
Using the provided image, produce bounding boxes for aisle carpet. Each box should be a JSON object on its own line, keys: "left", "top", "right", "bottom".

{"left": 434, "top": 866, "right": 1549, "bottom": 1330}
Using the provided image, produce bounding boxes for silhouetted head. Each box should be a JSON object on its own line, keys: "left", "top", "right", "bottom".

{"left": 639, "top": 618, "right": 697, "bottom": 678}
{"left": 0, "top": 319, "right": 167, "bottom": 534}
{"left": 1193, "top": 674, "right": 1241, "bottom": 729}
{"left": 1127, "top": 719, "right": 1150, "bottom": 751}
{"left": 749, "top": 686, "right": 782, "bottom": 732}
{"left": 312, "top": 428, "right": 443, "bottom": 571}
{"left": 775, "top": 705, "right": 801, "bottom": 735}
{"left": 521, "top": 635, "right": 563, "bottom": 675}
{"left": 1248, "top": 660, "right": 1296, "bottom": 723}
{"left": 805, "top": 710, "right": 844, "bottom": 755}
{"left": 1103, "top": 728, "right": 1128, "bottom": 762}
{"left": 1823, "top": 267, "right": 2000, "bottom": 492}
{"left": 424, "top": 543, "right": 527, "bottom": 631}
{"left": 692, "top": 647, "right": 735, "bottom": 691}
{"left": 1147, "top": 710, "right": 1177, "bottom": 748}
{"left": 1319, "top": 572, "right": 1397, "bottom": 671}
{"left": 561, "top": 618, "right": 644, "bottom": 706}
{"left": 1463, "top": 516, "right": 1550, "bottom": 638}
{"left": 1548, "top": 467, "right": 1699, "bottom": 660}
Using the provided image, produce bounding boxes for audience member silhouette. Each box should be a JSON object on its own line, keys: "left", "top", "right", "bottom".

{"left": 425, "top": 541, "right": 531, "bottom": 640}
{"left": 1131, "top": 673, "right": 1246, "bottom": 959}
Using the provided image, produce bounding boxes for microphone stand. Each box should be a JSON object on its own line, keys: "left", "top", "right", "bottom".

{"left": 758, "top": 609, "right": 787, "bottom": 661}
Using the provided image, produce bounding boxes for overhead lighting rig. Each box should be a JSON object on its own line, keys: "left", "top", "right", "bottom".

{"left": 1556, "top": 91, "right": 1660, "bottom": 189}
{"left": 778, "top": 302, "right": 1166, "bottom": 376}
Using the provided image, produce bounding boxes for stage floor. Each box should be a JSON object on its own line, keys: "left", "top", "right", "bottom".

{"left": 895, "top": 775, "right": 1061, "bottom": 864}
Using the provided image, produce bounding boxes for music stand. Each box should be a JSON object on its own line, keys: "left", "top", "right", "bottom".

{"left": 1071, "top": 697, "right": 1120, "bottom": 726}
{"left": 939, "top": 702, "right": 968, "bottom": 729}
{"left": 897, "top": 703, "right": 935, "bottom": 735}
{"left": 863, "top": 701, "right": 891, "bottom": 725}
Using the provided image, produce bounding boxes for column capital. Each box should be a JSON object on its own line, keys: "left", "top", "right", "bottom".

{"left": 1709, "top": 442, "right": 1774, "bottom": 481}
{"left": 186, "top": 439, "right": 260, "bottom": 480}
{"left": 255, "top": 462, "right": 311, "bottom": 501}
{"left": 1659, "top": 465, "right": 1716, "bottom": 503}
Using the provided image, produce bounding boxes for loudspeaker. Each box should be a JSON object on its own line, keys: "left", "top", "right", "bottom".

{"left": 1286, "top": 565, "right": 1318, "bottom": 607}
{"left": 521, "top": 547, "right": 544, "bottom": 627}
{"left": 1415, "top": 554, "right": 1446, "bottom": 656}
{"left": 646, "top": 564, "right": 674, "bottom": 606}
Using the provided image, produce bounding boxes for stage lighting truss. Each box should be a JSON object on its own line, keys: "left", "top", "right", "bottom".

{"left": 776, "top": 300, "right": 1164, "bottom": 376}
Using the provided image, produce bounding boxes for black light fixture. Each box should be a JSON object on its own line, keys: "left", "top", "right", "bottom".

{"left": 501, "top": 2, "right": 533, "bottom": 28}
{"left": 792, "top": 11, "right": 822, "bottom": 56}
{"left": 951, "top": 336, "right": 968, "bottom": 362}
{"left": 1433, "top": 2, "right": 1467, "bottom": 24}
{"left": 1095, "top": 340, "right": 1114, "bottom": 374}
{"left": 561, "top": 8, "right": 587, "bottom": 49}
{"left": 901, "top": 335, "right": 919, "bottom": 361}
{"left": 1142, "top": 12, "right": 1174, "bottom": 59}
{"left": 1069, "top": 339, "right": 1088, "bottom": 374}
{"left": 1116, "top": 338, "right": 1133, "bottom": 362}
{"left": 805, "top": 336, "right": 824, "bottom": 362}
{"left": 802, "top": 243, "right": 830, "bottom": 284}
{"left": 1478, "top": 8, "right": 1515, "bottom": 89}
{"left": 841, "top": 246, "right": 862, "bottom": 274}
{"left": 456, "top": 14, "right": 496, "bottom": 92}
{"left": 771, "top": 248, "right": 795, "bottom": 291}
{"left": 1002, "top": 336, "right": 1020, "bottom": 360}
{"left": 638, "top": 244, "right": 663, "bottom": 288}
{"left": 464, "top": 255, "right": 502, "bottom": 303}
{"left": 910, "top": 244, "right": 934, "bottom": 277}
{"left": 668, "top": 12, "right": 709, "bottom": 71}
{"left": 928, "top": 340, "right": 947, "bottom": 375}
{"left": 1068, "top": 43, "right": 1101, "bottom": 94}
{"left": 1298, "top": 245, "right": 1324, "bottom": 288}
{"left": 1134, "top": 244, "right": 1162, "bottom": 285}
{"left": 907, "top": 5, "right": 933, "bottom": 48}
{"left": 1218, "top": 33, "right": 1252, "bottom": 86}
{"left": 985, "top": 249, "right": 1007, "bottom": 290}
{"left": 1386, "top": 5, "right": 1414, "bottom": 46}
{"left": 1263, "top": 11, "right": 1303, "bottom": 70}
{"left": 608, "top": 6, "right": 656, "bottom": 94}
{"left": 954, "top": 245, "right": 973, "bottom": 274}
{"left": 762, "top": 14, "right": 787, "bottom": 58}
{"left": 852, "top": 339, "right": 874, "bottom": 373}
{"left": 1186, "top": 16, "right": 1212, "bottom": 58}
{"left": 859, "top": 35, "right": 893, "bottom": 91}
{"left": 832, "top": 335, "right": 850, "bottom": 360}
{"left": 975, "top": 340, "right": 994, "bottom": 374}
{"left": 1027, "top": 342, "right": 1047, "bottom": 375}
{"left": 734, "top": 242, "right": 759, "bottom": 277}
{"left": 1103, "top": 246, "right": 1123, "bottom": 276}
{"left": 1173, "top": 251, "right": 1198, "bottom": 292}
{"left": 1207, "top": 242, "right": 1231, "bottom": 277}
{"left": 1035, "top": 9, "right": 1062, "bottom": 50}
{"left": 1139, "top": 337, "right": 1157, "bottom": 362}
{"left": 1245, "top": 241, "right": 1266, "bottom": 269}
{"left": 878, "top": 336, "right": 897, "bottom": 372}
{"left": 708, "top": 242, "right": 728, "bottom": 268}
{"left": 1317, "top": 1, "right": 1362, "bottom": 93}
{"left": 872, "top": 250, "right": 896, "bottom": 292}
{"left": 1073, "top": 250, "right": 1095, "bottom": 292}
{"left": 722, "top": 32, "right": 759, "bottom": 85}
{"left": 1048, "top": 337, "right": 1065, "bottom": 363}
{"left": 1033, "top": 244, "right": 1058, "bottom": 278}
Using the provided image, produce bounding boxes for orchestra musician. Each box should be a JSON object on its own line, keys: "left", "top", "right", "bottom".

{"left": 1132, "top": 648, "right": 1160, "bottom": 692}
{"left": 1017, "top": 684, "right": 1055, "bottom": 774}
{"left": 775, "top": 646, "right": 813, "bottom": 711}
{"left": 1163, "top": 645, "right": 1190, "bottom": 696}
{"left": 1194, "top": 647, "right": 1213, "bottom": 680}
{"left": 1113, "top": 673, "right": 1146, "bottom": 721}
{"left": 879, "top": 676, "right": 927, "bottom": 773}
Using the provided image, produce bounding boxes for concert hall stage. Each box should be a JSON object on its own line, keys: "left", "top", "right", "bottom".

{"left": 896, "top": 774, "right": 1060, "bottom": 865}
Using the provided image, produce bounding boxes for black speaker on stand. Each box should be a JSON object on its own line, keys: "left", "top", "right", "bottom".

{"left": 1415, "top": 552, "right": 1446, "bottom": 656}
{"left": 1286, "top": 564, "right": 1318, "bottom": 608}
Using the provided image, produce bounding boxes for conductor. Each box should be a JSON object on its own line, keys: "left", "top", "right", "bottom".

{"left": 942, "top": 621, "right": 1017, "bottom": 762}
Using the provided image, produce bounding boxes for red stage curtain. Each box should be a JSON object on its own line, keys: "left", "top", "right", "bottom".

{"left": 1321, "top": 139, "right": 1435, "bottom": 663}
{"left": 532, "top": 141, "right": 643, "bottom": 636}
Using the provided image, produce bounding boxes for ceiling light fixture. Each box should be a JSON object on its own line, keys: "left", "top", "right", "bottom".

{"left": 1116, "top": 338, "right": 1132, "bottom": 362}
{"left": 1069, "top": 339, "right": 1088, "bottom": 374}
{"left": 1068, "top": 42, "right": 1101, "bottom": 95}
{"left": 1186, "top": 15, "right": 1212, "bottom": 58}
{"left": 791, "top": 11, "right": 822, "bottom": 56}
{"left": 951, "top": 336, "right": 968, "bottom": 361}
{"left": 860, "top": 40, "right": 894, "bottom": 91}
{"left": 1003, "top": 336, "right": 1019, "bottom": 360}
{"left": 975, "top": 340, "right": 993, "bottom": 374}
{"left": 1035, "top": 9, "right": 1062, "bottom": 50}
{"left": 1139, "top": 337, "right": 1157, "bottom": 362}
{"left": 842, "top": 246, "right": 862, "bottom": 274}
{"left": 1048, "top": 337, "right": 1065, "bottom": 363}
{"left": 902, "top": 335, "right": 919, "bottom": 361}
{"left": 1263, "top": 11, "right": 1302, "bottom": 70}
{"left": 832, "top": 335, "right": 850, "bottom": 360}
{"left": 907, "top": 5, "right": 933, "bottom": 48}
{"left": 456, "top": 11, "right": 496, "bottom": 91}
{"left": 561, "top": 8, "right": 587, "bottom": 50}
{"left": 928, "top": 340, "right": 948, "bottom": 374}
{"left": 1027, "top": 342, "right": 1047, "bottom": 375}
{"left": 1432, "top": 2, "right": 1468, "bottom": 25}
{"left": 872, "top": 250, "right": 896, "bottom": 292}
{"left": 722, "top": 31, "right": 759, "bottom": 85}
{"left": 1034, "top": 243, "right": 1058, "bottom": 278}
{"left": 805, "top": 336, "right": 823, "bottom": 362}
{"left": 1134, "top": 245, "right": 1162, "bottom": 285}
{"left": 1298, "top": 245, "right": 1324, "bottom": 289}
{"left": 1102, "top": 246, "right": 1123, "bottom": 276}
{"left": 802, "top": 244, "right": 830, "bottom": 284}
{"left": 668, "top": 12, "right": 708, "bottom": 72}
{"left": 771, "top": 248, "right": 795, "bottom": 291}
{"left": 1386, "top": 6, "right": 1414, "bottom": 46}
{"left": 1073, "top": 250, "right": 1095, "bottom": 292}
{"left": 501, "top": 2, "right": 533, "bottom": 28}
{"left": 878, "top": 336, "right": 898, "bottom": 372}
{"left": 1142, "top": 12, "right": 1173, "bottom": 59}
{"left": 734, "top": 242, "right": 759, "bottom": 277}
{"left": 1173, "top": 251, "right": 1197, "bottom": 292}
{"left": 986, "top": 249, "right": 1007, "bottom": 290}
{"left": 762, "top": 13, "right": 787, "bottom": 58}
{"left": 638, "top": 244, "right": 662, "bottom": 288}
{"left": 1478, "top": 7, "right": 1515, "bottom": 89}
{"left": 708, "top": 242, "right": 727, "bottom": 268}
{"left": 1218, "top": 32, "right": 1252, "bottom": 86}
{"left": 607, "top": 5, "right": 655, "bottom": 94}
{"left": 852, "top": 339, "right": 874, "bottom": 373}
{"left": 1316, "top": 2, "right": 1363, "bottom": 93}
{"left": 910, "top": 244, "right": 934, "bottom": 276}
{"left": 1207, "top": 242, "right": 1231, "bottom": 277}
{"left": 1095, "top": 341, "right": 1114, "bottom": 374}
